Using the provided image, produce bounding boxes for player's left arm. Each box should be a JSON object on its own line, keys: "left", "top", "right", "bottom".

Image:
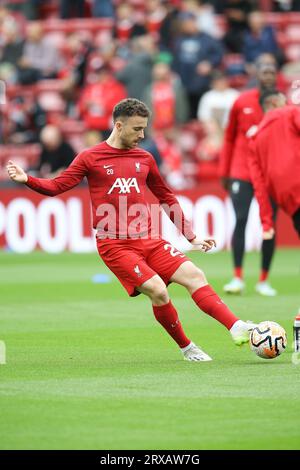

{"left": 146, "top": 156, "right": 216, "bottom": 251}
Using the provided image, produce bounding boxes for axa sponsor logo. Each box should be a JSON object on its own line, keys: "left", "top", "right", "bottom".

{"left": 107, "top": 177, "right": 140, "bottom": 194}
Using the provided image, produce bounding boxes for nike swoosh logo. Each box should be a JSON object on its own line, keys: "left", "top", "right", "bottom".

{"left": 103, "top": 165, "right": 114, "bottom": 168}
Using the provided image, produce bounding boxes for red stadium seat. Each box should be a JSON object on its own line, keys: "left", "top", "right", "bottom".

{"left": 265, "top": 12, "right": 287, "bottom": 31}
{"left": 41, "top": 18, "right": 113, "bottom": 35}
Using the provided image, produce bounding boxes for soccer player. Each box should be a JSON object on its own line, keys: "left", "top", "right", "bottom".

{"left": 219, "top": 58, "right": 278, "bottom": 296}
{"left": 7, "top": 98, "right": 256, "bottom": 362}
{"left": 248, "top": 89, "right": 300, "bottom": 238}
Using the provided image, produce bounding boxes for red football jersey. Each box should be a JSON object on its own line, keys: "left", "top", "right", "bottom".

{"left": 248, "top": 106, "right": 300, "bottom": 231}
{"left": 219, "top": 88, "right": 263, "bottom": 182}
{"left": 26, "top": 141, "right": 196, "bottom": 241}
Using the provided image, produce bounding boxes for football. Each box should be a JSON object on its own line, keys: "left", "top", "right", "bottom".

{"left": 250, "top": 321, "right": 287, "bottom": 359}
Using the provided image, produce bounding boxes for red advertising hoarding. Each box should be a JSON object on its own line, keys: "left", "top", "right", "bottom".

{"left": 0, "top": 183, "right": 298, "bottom": 253}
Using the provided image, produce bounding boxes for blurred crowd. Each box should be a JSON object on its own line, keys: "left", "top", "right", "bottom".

{"left": 0, "top": 0, "right": 300, "bottom": 188}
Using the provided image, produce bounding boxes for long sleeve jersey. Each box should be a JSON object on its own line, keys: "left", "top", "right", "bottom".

{"left": 219, "top": 88, "right": 263, "bottom": 182}
{"left": 248, "top": 106, "right": 300, "bottom": 231}
{"left": 26, "top": 141, "right": 196, "bottom": 241}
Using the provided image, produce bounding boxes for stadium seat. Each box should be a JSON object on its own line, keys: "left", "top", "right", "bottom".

{"left": 265, "top": 12, "right": 287, "bottom": 31}
{"left": 41, "top": 18, "right": 113, "bottom": 35}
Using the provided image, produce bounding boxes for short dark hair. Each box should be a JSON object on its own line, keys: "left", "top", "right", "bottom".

{"left": 259, "top": 89, "right": 280, "bottom": 108}
{"left": 113, "top": 98, "right": 151, "bottom": 122}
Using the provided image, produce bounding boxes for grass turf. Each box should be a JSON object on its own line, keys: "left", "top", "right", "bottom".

{"left": 0, "top": 248, "right": 299, "bottom": 450}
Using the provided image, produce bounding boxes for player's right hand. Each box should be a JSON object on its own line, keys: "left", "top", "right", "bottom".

{"left": 263, "top": 228, "right": 275, "bottom": 240}
{"left": 6, "top": 160, "right": 28, "bottom": 183}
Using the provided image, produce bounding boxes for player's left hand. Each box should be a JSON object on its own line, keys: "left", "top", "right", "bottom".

{"left": 190, "top": 238, "right": 216, "bottom": 252}
{"left": 263, "top": 228, "right": 275, "bottom": 240}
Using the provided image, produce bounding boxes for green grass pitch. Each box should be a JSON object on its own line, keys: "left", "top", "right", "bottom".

{"left": 0, "top": 248, "right": 299, "bottom": 450}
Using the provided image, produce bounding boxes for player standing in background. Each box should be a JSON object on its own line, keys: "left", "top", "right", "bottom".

{"left": 248, "top": 89, "right": 300, "bottom": 238}
{"left": 7, "top": 98, "right": 256, "bottom": 362}
{"left": 219, "top": 57, "right": 278, "bottom": 297}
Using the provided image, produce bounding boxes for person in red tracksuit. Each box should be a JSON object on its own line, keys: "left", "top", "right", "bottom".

{"left": 219, "top": 58, "right": 278, "bottom": 297}
{"left": 248, "top": 90, "right": 300, "bottom": 238}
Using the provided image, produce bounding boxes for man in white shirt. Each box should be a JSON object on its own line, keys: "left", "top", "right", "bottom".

{"left": 197, "top": 70, "right": 239, "bottom": 129}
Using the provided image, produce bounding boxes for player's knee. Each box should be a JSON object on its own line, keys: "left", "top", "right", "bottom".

{"left": 151, "top": 283, "right": 169, "bottom": 304}
{"left": 150, "top": 282, "right": 168, "bottom": 304}
{"left": 187, "top": 267, "right": 207, "bottom": 290}
{"left": 141, "top": 277, "right": 168, "bottom": 304}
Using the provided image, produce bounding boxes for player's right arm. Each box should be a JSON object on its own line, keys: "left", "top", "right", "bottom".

{"left": 219, "top": 98, "right": 239, "bottom": 189}
{"left": 6, "top": 152, "right": 89, "bottom": 196}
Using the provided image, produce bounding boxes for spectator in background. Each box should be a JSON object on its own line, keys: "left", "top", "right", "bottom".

{"left": 273, "top": 0, "right": 300, "bottom": 11}
{"left": 59, "top": 32, "right": 92, "bottom": 117}
{"left": 116, "top": 35, "right": 157, "bottom": 100}
{"left": 182, "top": 0, "right": 221, "bottom": 37}
{"left": 155, "top": 128, "right": 186, "bottom": 189}
{"left": 197, "top": 70, "right": 239, "bottom": 129}
{"left": 142, "top": 52, "right": 189, "bottom": 189}
{"left": 34, "top": 125, "right": 75, "bottom": 178}
{"left": 142, "top": 53, "right": 189, "bottom": 131}
{"left": 92, "top": 0, "right": 114, "bottom": 18}
{"left": 113, "top": 2, "right": 147, "bottom": 44}
{"left": 0, "top": 19, "right": 23, "bottom": 84}
{"left": 18, "top": 22, "right": 63, "bottom": 84}
{"left": 245, "top": 53, "right": 288, "bottom": 92}
{"left": 196, "top": 70, "right": 239, "bottom": 178}
{"left": 196, "top": 118, "right": 223, "bottom": 164}
{"left": 159, "top": 1, "right": 181, "bottom": 51}
{"left": 242, "top": 11, "right": 284, "bottom": 65}
{"left": 145, "top": 0, "right": 168, "bottom": 38}
{"left": 172, "top": 11, "right": 223, "bottom": 119}
{"left": 78, "top": 63, "right": 127, "bottom": 137}
{"left": 4, "top": 0, "right": 41, "bottom": 20}
{"left": 60, "top": 0, "right": 85, "bottom": 19}
{"left": 7, "top": 96, "right": 46, "bottom": 145}
{"left": 223, "top": 0, "right": 253, "bottom": 53}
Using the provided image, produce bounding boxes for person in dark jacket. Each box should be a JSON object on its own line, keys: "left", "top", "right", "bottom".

{"left": 172, "top": 11, "right": 223, "bottom": 119}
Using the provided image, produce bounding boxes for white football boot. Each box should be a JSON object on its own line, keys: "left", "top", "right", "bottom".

{"left": 230, "top": 320, "right": 258, "bottom": 346}
{"left": 255, "top": 281, "right": 277, "bottom": 297}
{"left": 181, "top": 342, "right": 212, "bottom": 362}
{"left": 223, "top": 277, "right": 245, "bottom": 294}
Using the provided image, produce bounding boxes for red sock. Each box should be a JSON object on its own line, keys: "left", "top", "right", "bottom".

{"left": 259, "top": 270, "right": 268, "bottom": 282}
{"left": 152, "top": 301, "right": 191, "bottom": 348}
{"left": 234, "top": 267, "right": 243, "bottom": 279}
{"left": 192, "top": 285, "right": 239, "bottom": 330}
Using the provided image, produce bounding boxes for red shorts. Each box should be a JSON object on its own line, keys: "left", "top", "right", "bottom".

{"left": 96, "top": 238, "right": 190, "bottom": 296}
